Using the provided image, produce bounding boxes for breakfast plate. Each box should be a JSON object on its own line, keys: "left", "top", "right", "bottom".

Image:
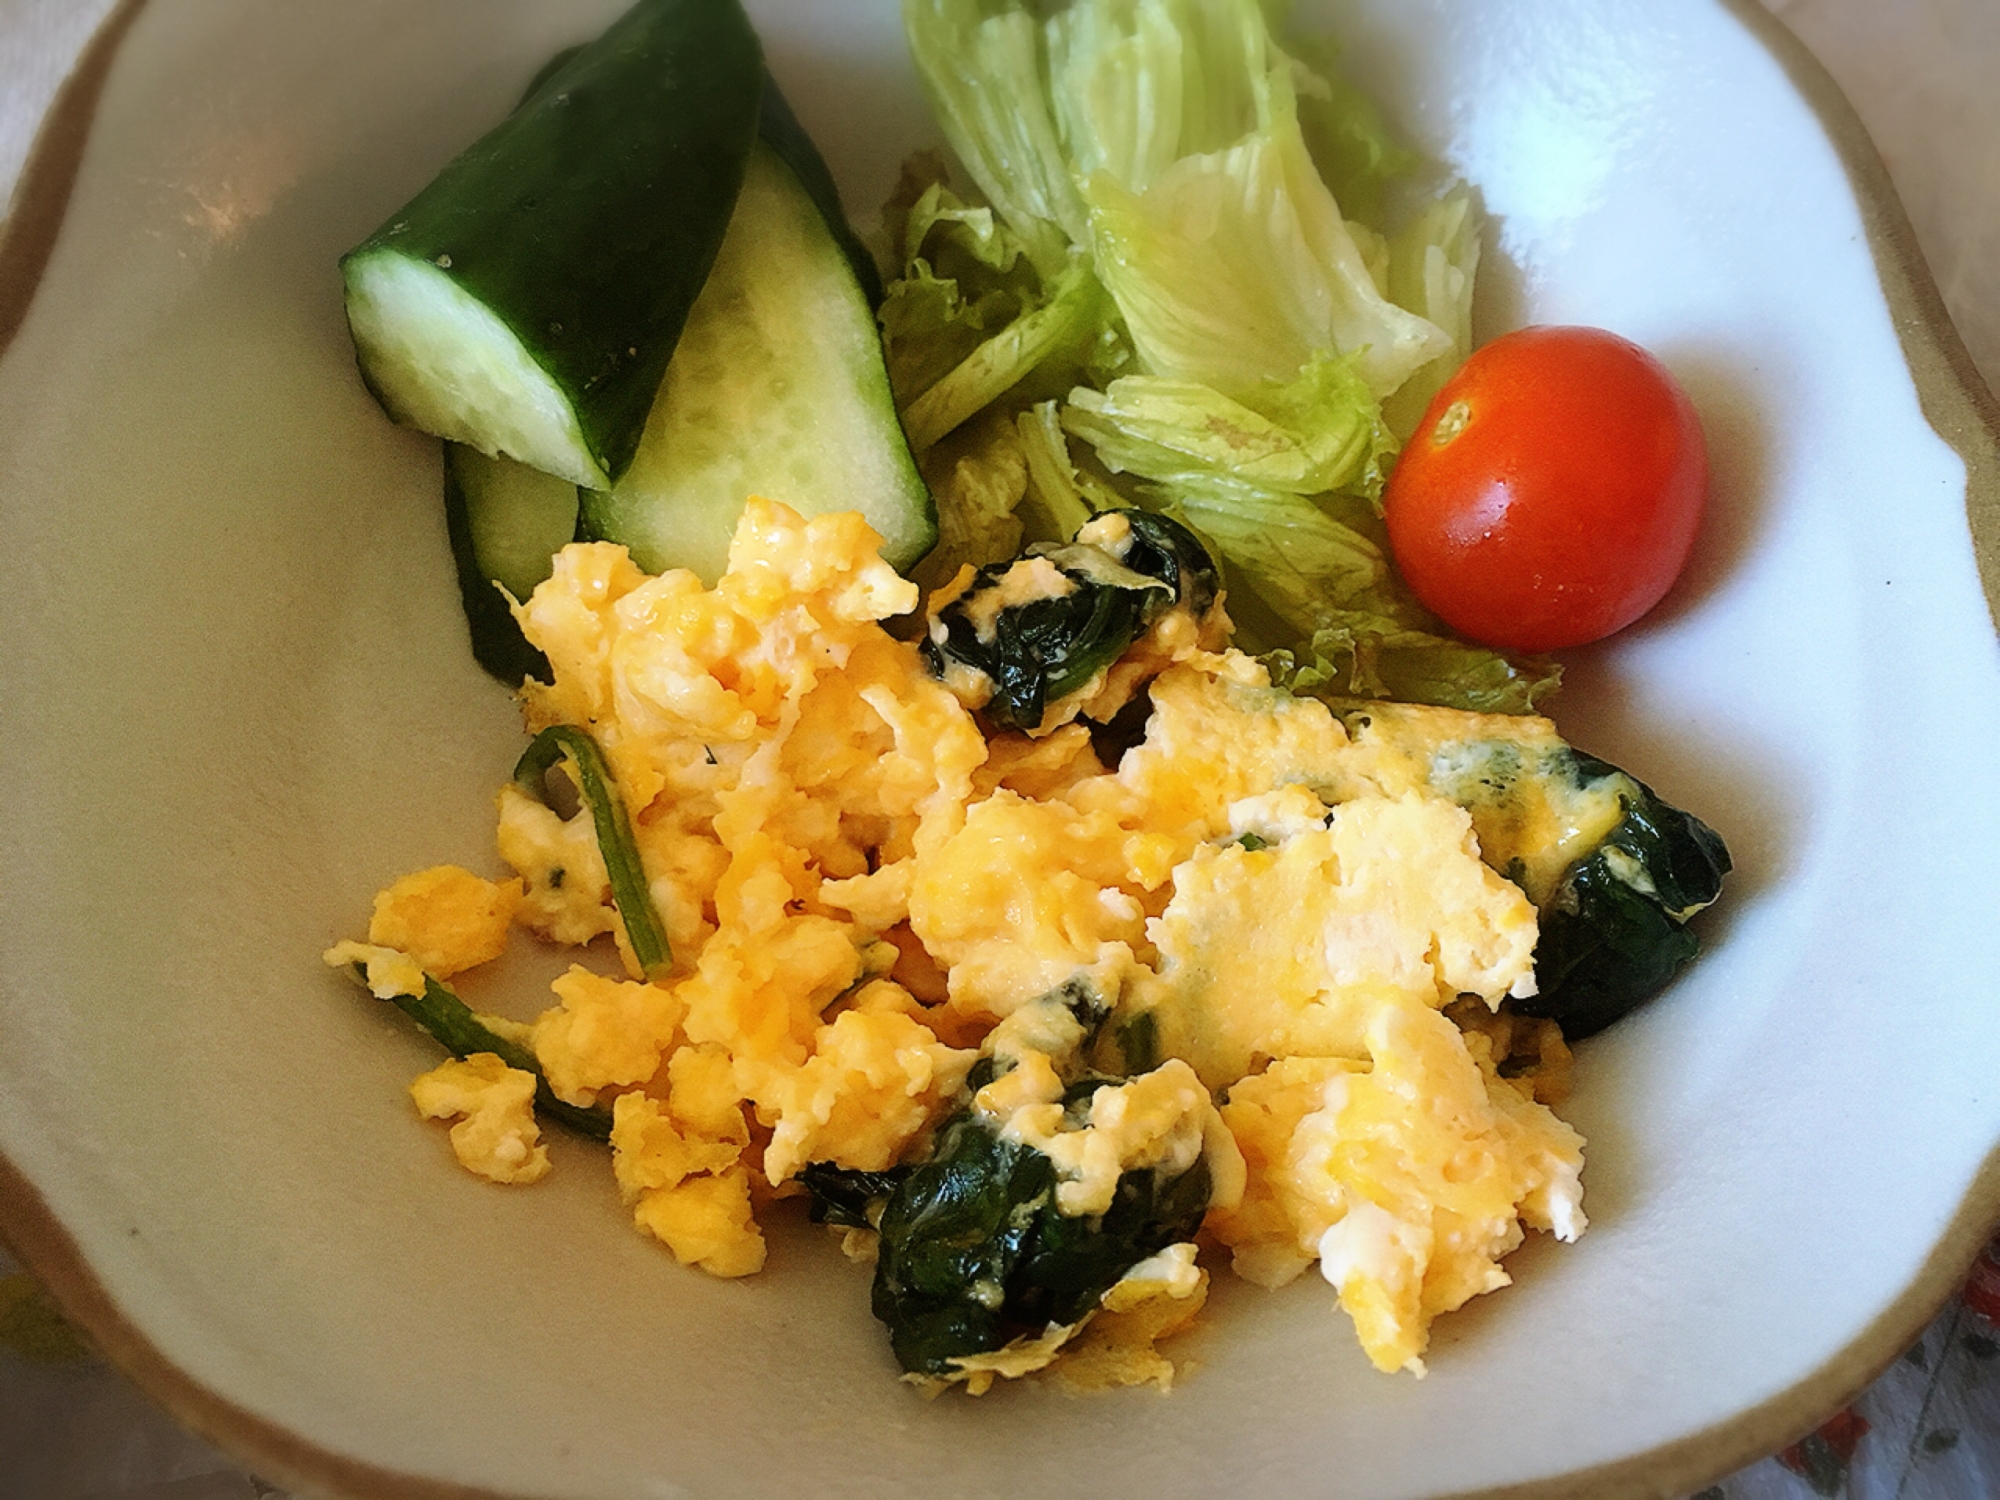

{"left": 2, "top": 1, "right": 1998, "bottom": 1497}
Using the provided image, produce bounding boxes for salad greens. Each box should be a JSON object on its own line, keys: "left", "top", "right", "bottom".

{"left": 890, "top": 0, "right": 1559, "bottom": 713}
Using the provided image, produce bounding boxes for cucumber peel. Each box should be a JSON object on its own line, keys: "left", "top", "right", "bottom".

{"left": 442, "top": 443, "right": 576, "bottom": 685}
{"left": 341, "top": 0, "right": 765, "bottom": 488}
{"left": 579, "top": 140, "right": 936, "bottom": 584}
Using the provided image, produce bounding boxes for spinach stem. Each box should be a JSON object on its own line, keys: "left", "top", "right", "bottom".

{"left": 514, "top": 725, "right": 673, "bottom": 980}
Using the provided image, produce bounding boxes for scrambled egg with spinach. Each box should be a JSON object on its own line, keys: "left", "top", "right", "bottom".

{"left": 327, "top": 499, "right": 1721, "bottom": 1390}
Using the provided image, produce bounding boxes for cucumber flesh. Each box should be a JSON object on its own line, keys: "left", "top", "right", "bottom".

{"left": 756, "top": 79, "right": 883, "bottom": 307}
{"left": 443, "top": 443, "right": 579, "bottom": 684}
{"left": 451, "top": 444, "right": 579, "bottom": 599}
{"left": 580, "top": 143, "right": 936, "bottom": 584}
{"left": 348, "top": 257, "right": 605, "bottom": 487}
{"left": 341, "top": 0, "right": 764, "bottom": 488}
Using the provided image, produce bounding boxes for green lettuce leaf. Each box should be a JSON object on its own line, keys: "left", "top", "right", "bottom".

{"left": 1265, "top": 616, "right": 1562, "bottom": 716}
{"left": 1381, "top": 184, "right": 1484, "bottom": 439}
{"left": 1043, "top": 0, "right": 1451, "bottom": 398}
{"left": 1144, "top": 483, "right": 1558, "bottom": 714}
{"left": 1014, "top": 400, "right": 1102, "bottom": 545}
{"left": 910, "top": 409, "right": 1028, "bottom": 590}
{"left": 1164, "top": 486, "right": 1388, "bottom": 646}
{"left": 901, "top": 0, "right": 1453, "bottom": 400}
{"left": 1061, "top": 352, "right": 1395, "bottom": 500}
{"left": 1285, "top": 33, "right": 1422, "bottom": 227}
{"left": 898, "top": 257, "right": 1113, "bottom": 452}
{"left": 902, "top": 0, "right": 1088, "bottom": 277}
{"left": 878, "top": 165, "right": 1048, "bottom": 408}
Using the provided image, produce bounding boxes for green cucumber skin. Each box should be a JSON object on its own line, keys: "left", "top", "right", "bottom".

{"left": 578, "top": 142, "right": 936, "bottom": 585}
{"left": 756, "top": 81, "right": 884, "bottom": 307}
{"left": 519, "top": 46, "right": 583, "bottom": 108}
{"left": 343, "top": 0, "right": 764, "bottom": 486}
{"left": 449, "top": 443, "right": 581, "bottom": 601}
{"left": 443, "top": 444, "right": 572, "bottom": 686}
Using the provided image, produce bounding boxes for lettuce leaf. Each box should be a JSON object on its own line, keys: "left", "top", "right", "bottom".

{"left": 1062, "top": 353, "right": 1395, "bottom": 500}
{"left": 911, "top": 409, "right": 1028, "bottom": 590}
{"left": 878, "top": 165, "right": 1048, "bottom": 407}
{"left": 1141, "top": 482, "right": 1558, "bottom": 713}
{"left": 899, "top": 257, "right": 1113, "bottom": 452}
{"left": 890, "top": 0, "right": 1544, "bottom": 715}
{"left": 1015, "top": 400, "right": 1103, "bottom": 545}
{"left": 1286, "top": 34, "right": 1422, "bottom": 227}
{"left": 1382, "top": 184, "right": 1484, "bottom": 439}
{"left": 902, "top": 0, "right": 1089, "bottom": 277}
{"left": 1043, "top": 0, "right": 1451, "bottom": 399}
{"left": 901, "top": 0, "right": 1450, "bottom": 399}
{"left": 1265, "top": 616, "right": 1562, "bottom": 716}
{"left": 1163, "top": 486, "right": 1389, "bottom": 645}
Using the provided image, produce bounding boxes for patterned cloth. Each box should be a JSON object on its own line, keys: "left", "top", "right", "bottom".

{"left": 1691, "top": 1239, "right": 2000, "bottom": 1500}
{"left": 3, "top": 1238, "right": 1998, "bottom": 1497}
{"left": 0, "top": 0, "right": 1997, "bottom": 1495}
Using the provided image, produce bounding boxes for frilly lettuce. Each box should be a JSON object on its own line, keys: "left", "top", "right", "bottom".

{"left": 1178, "top": 488, "right": 1560, "bottom": 714}
{"left": 900, "top": 258, "right": 1110, "bottom": 451}
{"left": 1287, "top": 33, "right": 1420, "bottom": 227}
{"left": 1382, "top": 184, "right": 1483, "bottom": 438}
{"left": 1268, "top": 615, "right": 1561, "bottom": 717}
{"left": 1062, "top": 353, "right": 1394, "bottom": 500}
{"left": 1016, "top": 400, "right": 1106, "bottom": 544}
{"left": 901, "top": 1, "right": 1090, "bottom": 277}
{"left": 909, "top": 409, "right": 1028, "bottom": 590}
{"left": 880, "top": 162, "right": 1121, "bottom": 452}
{"left": 1053, "top": 11, "right": 1451, "bottom": 400}
{"left": 878, "top": 169, "right": 1042, "bottom": 407}
{"left": 888, "top": 0, "right": 1547, "bottom": 714}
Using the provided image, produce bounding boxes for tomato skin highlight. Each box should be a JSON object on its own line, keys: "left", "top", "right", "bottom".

{"left": 1382, "top": 325, "right": 1709, "bottom": 653}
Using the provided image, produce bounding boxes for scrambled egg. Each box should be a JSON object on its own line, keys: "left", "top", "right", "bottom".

{"left": 328, "top": 498, "right": 1589, "bottom": 1386}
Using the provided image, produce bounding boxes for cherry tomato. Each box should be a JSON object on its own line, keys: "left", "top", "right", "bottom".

{"left": 1382, "top": 325, "right": 1708, "bottom": 653}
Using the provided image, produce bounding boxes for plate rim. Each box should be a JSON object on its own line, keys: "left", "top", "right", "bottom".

{"left": 0, "top": 1, "right": 1996, "bottom": 1496}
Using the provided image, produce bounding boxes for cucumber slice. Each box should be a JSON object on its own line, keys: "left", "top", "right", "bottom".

{"left": 755, "top": 79, "right": 884, "bottom": 307}
{"left": 340, "top": 0, "right": 763, "bottom": 489}
{"left": 443, "top": 443, "right": 579, "bottom": 684}
{"left": 580, "top": 143, "right": 936, "bottom": 584}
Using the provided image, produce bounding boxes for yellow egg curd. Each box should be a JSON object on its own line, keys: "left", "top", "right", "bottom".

{"left": 328, "top": 498, "right": 1587, "bottom": 1386}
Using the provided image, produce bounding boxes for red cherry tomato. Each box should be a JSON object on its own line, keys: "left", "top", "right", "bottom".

{"left": 1382, "top": 325, "right": 1708, "bottom": 653}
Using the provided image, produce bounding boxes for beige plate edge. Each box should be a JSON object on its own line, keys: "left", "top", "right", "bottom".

{"left": 0, "top": 2, "right": 1996, "bottom": 1497}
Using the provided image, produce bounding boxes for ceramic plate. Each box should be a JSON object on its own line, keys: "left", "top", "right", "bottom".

{"left": 3, "top": 2, "right": 1999, "bottom": 1497}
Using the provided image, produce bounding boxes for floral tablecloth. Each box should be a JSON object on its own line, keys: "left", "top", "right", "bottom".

{"left": 3, "top": 0, "right": 1998, "bottom": 1495}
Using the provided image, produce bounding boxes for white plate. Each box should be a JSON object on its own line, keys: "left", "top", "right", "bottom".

{"left": 2, "top": 2, "right": 1998, "bottom": 1497}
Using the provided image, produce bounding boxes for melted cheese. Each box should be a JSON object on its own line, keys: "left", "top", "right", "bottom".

{"left": 1335, "top": 702, "right": 1633, "bottom": 906}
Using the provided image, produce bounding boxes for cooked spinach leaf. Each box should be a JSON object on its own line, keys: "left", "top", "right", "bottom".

{"left": 800, "top": 1163, "right": 912, "bottom": 1229}
{"left": 868, "top": 1091, "right": 1209, "bottom": 1375}
{"left": 1517, "top": 755, "right": 1731, "bottom": 1039}
{"left": 1116, "top": 508, "right": 1220, "bottom": 614}
{"left": 923, "top": 510, "right": 1218, "bottom": 731}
